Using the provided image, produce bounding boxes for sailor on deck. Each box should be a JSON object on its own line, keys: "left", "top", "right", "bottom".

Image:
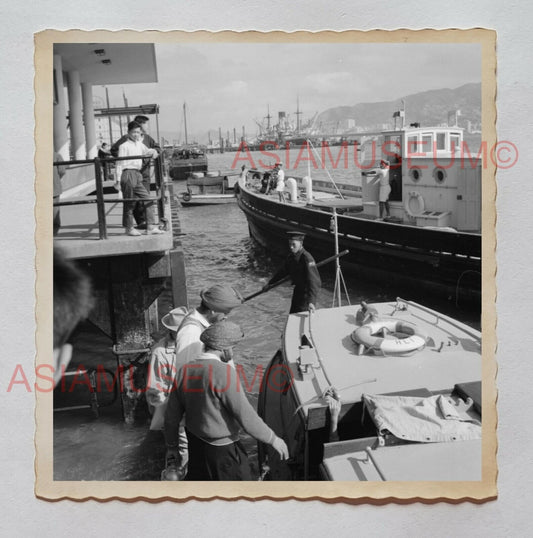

{"left": 377, "top": 159, "right": 391, "bottom": 220}
{"left": 266, "top": 231, "right": 321, "bottom": 314}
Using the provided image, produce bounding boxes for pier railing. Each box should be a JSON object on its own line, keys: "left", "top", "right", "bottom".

{"left": 53, "top": 154, "right": 167, "bottom": 240}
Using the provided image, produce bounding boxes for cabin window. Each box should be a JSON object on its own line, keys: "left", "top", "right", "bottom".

{"left": 450, "top": 133, "right": 461, "bottom": 152}
{"left": 422, "top": 134, "right": 433, "bottom": 153}
{"left": 384, "top": 136, "right": 401, "bottom": 160}
{"left": 409, "top": 167, "right": 422, "bottom": 182}
{"left": 433, "top": 167, "right": 447, "bottom": 184}
{"left": 436, "top": 133, "right": 446, "bottom": 150}
{"left": 407, "top": 136, "right": 419, "bottom": 154}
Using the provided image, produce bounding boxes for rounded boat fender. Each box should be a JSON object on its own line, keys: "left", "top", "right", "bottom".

{"left": 404, "top": 191, "right": 425, "bottom": 217}
{"left": 351, "top": 318, "right": 427, "bottom": 355}
{"left": 182, "top": 192, "right": 192, "bottom": 202}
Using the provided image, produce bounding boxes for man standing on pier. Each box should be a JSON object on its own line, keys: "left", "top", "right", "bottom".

{"left": 116, "top": 121, "right": 163, "bottom": 236}
{"left": 266, "top": 231, "right": 321, "bottom": 314}
{"left": 112, "top": 115, "right": 161, "bottom": 229}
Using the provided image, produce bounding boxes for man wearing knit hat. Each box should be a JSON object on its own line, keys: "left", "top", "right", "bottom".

{"left": 164, "top": 320, "right": 289, "bottom": 480}
{"left": 176, "top": 283, "right": 244, "bottom": 367}
{"left": 148, "top": 284, "right": 243, "bottom": 476}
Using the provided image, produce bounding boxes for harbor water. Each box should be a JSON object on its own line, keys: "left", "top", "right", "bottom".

{"left": 54, "top": 148, "right": 480, "bottom": 481}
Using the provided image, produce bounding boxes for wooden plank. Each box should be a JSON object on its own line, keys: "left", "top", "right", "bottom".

{"left": 187, "top": 176, "right": 226, "bottom": 187}
{"left": 170, "top": 248, "right": 188, "bottom": 308}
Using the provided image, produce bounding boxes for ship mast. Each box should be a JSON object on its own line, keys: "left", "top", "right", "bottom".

{"left": 183, "top": 102, "right": 188, "bottom": 145}
{"left": 295, "top": 95, "right": 302, "bottom": 134}
{"left": 265, "top": 105, "right": 272, "bottom": 132}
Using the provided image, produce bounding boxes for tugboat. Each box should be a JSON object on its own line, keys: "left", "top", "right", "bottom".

{"left": 237, "top": 124, "right": 482, "bottom": 306}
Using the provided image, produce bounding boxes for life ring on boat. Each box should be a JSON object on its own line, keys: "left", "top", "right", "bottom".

{"left": 404, "top": 191, "right": 425, "bottom": 217}
{"left": 182, "top": 192, "right": 192, "bottom": 202}
{"left": 351, "top": 318, "right": 427, "bottom": 355}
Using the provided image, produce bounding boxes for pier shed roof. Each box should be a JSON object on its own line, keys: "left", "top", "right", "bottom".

{"left": 54, "top": 43, "right": 158, "bottom": 85}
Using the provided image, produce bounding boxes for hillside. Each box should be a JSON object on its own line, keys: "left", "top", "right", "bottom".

{"left": 317, "top": 82, "right": 481, "bottom": 132}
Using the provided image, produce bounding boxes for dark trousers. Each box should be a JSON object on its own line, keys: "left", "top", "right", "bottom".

{"left": 133, "top": 173, "right": 151, "bottom": 225}
{"left": 289, "top": 288, "right": 310, "bottom": 314}
{"left": 185, "top": 429, "right": 252, "bottom": 481}
{"left": 121, "top": 169, "right": 155, "bottom": 229}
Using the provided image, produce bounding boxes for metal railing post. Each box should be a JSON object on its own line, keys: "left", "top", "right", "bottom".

{"left": 155, "top": 156, "right": 165, "bottom": 221}
{"left": 94, "top": 158, "right": 108, "bottom": 239}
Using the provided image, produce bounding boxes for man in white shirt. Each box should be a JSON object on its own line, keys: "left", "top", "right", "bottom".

{"left": 117, "top": 120, "right": 163, "bottom": 236}
{"left": 147, "top": 284, "right": 244, "bottom": 419}
{"left": 111, "top": 115, "right": 161, "bottom": 229}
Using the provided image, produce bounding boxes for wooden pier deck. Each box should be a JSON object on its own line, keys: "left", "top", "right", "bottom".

{"left": 54, "top": 192, "right": 173, "bottom": 259}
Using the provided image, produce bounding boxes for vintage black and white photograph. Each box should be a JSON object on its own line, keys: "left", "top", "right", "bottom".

{"left": 37, "top": 30, "right": 496, "bottom": 500}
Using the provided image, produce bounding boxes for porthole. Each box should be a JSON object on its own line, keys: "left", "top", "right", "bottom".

{"left": 409, "top": 167, "right": 422, "bottom": 182}
{"left": 433, "top": 167, "right": 447, "bottom": 184}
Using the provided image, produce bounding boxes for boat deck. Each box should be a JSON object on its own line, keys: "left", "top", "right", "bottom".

{"left": 252, "top": 189, "right": 363, "bottom": 211}
{"left": 54, "top": 192, "right": 173, "bottom": 259}
{"left": 321, "top": 437, "right": 482, "bottom": 481}
{"left": 283, "top": 301, "right": 481, "bottom": 419}
{"left": 244, "top": 185, "right": 466, "bottom": 229}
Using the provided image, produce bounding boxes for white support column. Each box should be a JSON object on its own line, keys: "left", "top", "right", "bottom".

{"left": 66, "top": 70, "right": 85, "bottom": 160}
{"left": 81, "top": 82, "right": 97, "bottom": 158}
{"left": 53, "top": 55, "right": 69, "bottom": 159}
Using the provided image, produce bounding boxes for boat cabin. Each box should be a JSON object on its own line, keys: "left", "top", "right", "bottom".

{"left": 185, "top": 171, "right": 240, "bottom": 195}
{"left": 361, "top": 126, "right": 481, "bottom": 233}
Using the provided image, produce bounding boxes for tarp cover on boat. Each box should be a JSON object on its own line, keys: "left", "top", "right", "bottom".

{"left": 362, "top": 393, "right": 481, "bottom": 443}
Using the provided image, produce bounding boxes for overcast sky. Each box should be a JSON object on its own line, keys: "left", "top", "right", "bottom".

{"left": 93, "top": 42, "right": 481, "bottom": 144}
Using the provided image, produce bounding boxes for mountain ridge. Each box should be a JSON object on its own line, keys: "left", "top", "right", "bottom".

{"left": 317, "top": 82, "right": 481, "bottom": 132}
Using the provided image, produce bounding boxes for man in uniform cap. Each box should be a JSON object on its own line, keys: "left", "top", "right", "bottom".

{"left": 111, "top": 114, "right": 161, "bottom": 229}
{"left": 164, "top": 320, "right": 289, "bottom": 480}
{"left": 265, "top": 231, "right": 321, "bottom": 314}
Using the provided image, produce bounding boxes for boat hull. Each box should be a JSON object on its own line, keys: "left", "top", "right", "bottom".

{"left": 237, "top": 186, "right": 481, "bottom": 306}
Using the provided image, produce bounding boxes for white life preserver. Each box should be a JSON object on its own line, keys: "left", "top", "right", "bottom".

{"left": 351, "top": 318, "right": 427, "bottom": 355}
{"left": 404, "top": 191, "right": 425, "bottom": 217}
